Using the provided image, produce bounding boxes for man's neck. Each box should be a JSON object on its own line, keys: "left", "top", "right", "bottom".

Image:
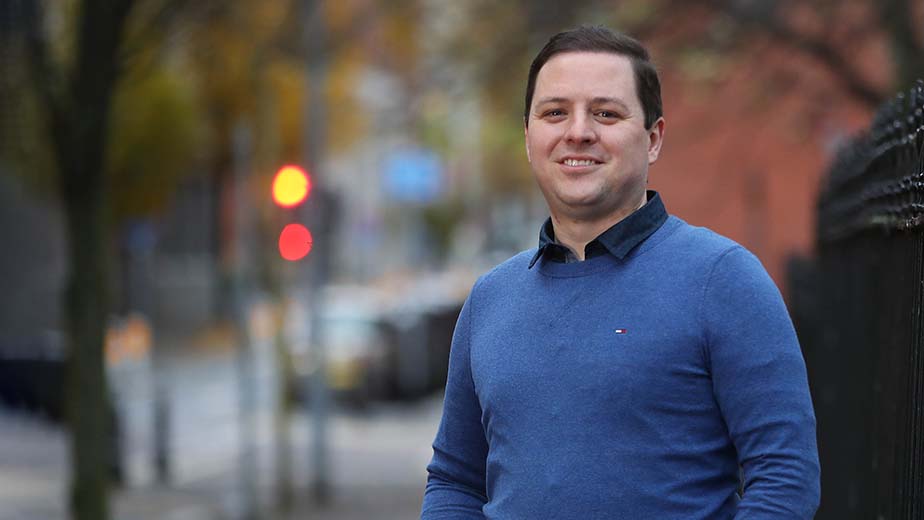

{"left": 551, "top": 196, "right": 647, "bottom": 261}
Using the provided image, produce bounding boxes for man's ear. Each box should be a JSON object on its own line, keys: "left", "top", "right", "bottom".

{"left": 647, "top": 117, "right": 665, "bottom": 164}
{"left": 524, "top": 122, "right": 531, "bottom": 163}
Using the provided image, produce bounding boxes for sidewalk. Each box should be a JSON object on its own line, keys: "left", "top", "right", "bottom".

{"left": 0, "top": 337, "right": 439, "bottom": 520}
{"left": 111, "top": 482, "right": 423, "bottom": 520}
{"left": 282, "top": 485, "right": 424, "bottom": 520}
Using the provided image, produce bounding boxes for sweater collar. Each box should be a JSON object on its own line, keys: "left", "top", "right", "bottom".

{"left": 528, "top": 190, "right": 668, "bottom": 269}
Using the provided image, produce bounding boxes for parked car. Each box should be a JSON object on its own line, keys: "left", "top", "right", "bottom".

{"left": 291, "top": 270, "right": 472, "bottom": 407}
{"left": 291, "top": 301, "right": 389, "bottom": 408}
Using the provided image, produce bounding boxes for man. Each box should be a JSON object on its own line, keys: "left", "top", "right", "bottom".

{"left": 421, "top": 26, "right": 820, "bottom": 519}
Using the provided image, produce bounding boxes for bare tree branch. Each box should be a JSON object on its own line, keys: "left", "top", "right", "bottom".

{"left": 758, "top": 12, "right": 886, "bottom": 107}
{"left": 266, "top": 0, "right": 381, "bottom": 63}
{"left": 877, "top": 0, "right": 924, "bottom": 90}
{"left": 119, "top": 0, "right": 219, "bottom": 75}
{"left": 20, "top": 1, "right": 66, "bottom": 131}
{"left": 694, "top": 0, "right": 887, "bottom": 108}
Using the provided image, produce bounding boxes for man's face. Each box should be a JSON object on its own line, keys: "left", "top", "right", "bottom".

{"left": 525, "top": 52, "right": 664, "bottom": 223}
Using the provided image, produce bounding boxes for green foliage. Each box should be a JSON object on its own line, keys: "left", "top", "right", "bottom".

{"left": 676, "top": 47, "right": 728, "bottom": 83}
{"left": 0, "top": 20, "right": 56, "bottom": 200}
{"left": 421, "top": 198, "right": 465, "bottom": 264}
{"left": 0, "top": 3, "right": 203, "bottom": 224}
{"left": 106, "top": 66, "right": 203, "bottom": 220}
{"left": 608, "top": 0, "right": 661, "bottom": 28}
{"left": 417, "top": 91, "right": 451, "bottom": 154}
{"left": 0, "top": 68, "right": 57, "bottom": 200}
{"left": 482, "top": 109, "right": 534, "bottom": 197}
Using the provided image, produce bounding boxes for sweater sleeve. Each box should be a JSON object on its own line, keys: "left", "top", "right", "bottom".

{"left": 421, "top": 291, "right": 489, "bottom": 519}
{"left": 702, "top": 247, "right": 820, "bottom": 519}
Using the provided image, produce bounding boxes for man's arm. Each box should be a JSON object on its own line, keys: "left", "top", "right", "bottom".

{"left": 421, "top": 292, "right": 489, "bottom": 519}
{"left": 703, "top": 247, "right": 821, "bottom": 519}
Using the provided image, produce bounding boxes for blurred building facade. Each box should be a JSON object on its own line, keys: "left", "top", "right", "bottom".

{"left": 652, "top": 38, "right": 876, "bottom": 288}
{"left": 0, "top": 171, "right": 66, "bottom": 342}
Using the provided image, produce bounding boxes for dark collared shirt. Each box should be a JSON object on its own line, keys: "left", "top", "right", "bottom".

{"left": 528, "top": 190, "right": 668, "bottom": 269}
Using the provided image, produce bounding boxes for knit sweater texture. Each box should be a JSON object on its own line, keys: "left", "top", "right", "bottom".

{"left": 421, "top": 216, "right": 820, "bottom": 519}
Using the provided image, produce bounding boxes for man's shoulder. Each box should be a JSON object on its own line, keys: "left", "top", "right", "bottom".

{"left": 661, "top": 216, "right": 773, "bottom": 289}
{"left": 474, "top": 249, "right": 536, "bottom": 287}
{"left": 658, "top": 216, "right": 748, "bottom": 263}
{"left": 461, "top": 249, "right": 540, "bottom": 300}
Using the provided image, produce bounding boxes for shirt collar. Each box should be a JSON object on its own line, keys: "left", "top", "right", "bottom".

{"left": 528, "top": 190, "right": 668, "bottom": 269}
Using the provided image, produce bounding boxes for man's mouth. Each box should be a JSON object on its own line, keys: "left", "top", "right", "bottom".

{"left": 561, "top": 158, "right": 601, "bottom": 167}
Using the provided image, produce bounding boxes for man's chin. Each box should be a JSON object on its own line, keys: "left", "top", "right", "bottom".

{"left": 552, "top": 193, "right": 642, "bottom": 222}
{"left": 552, "top": 197, "right": 610, "bottom": 220}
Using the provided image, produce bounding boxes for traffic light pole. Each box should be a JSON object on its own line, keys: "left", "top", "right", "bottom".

{"left": 232, "top": 123, "right": 259, "bottom": 520}
{"left": 302, "top": 0, "right": 331, "bottom": 505}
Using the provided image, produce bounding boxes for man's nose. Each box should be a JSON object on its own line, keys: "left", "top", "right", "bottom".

{"left": 564, "top": 113, "right": 597, "bottom": 144}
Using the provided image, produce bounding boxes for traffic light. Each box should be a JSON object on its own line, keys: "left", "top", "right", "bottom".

{"left": 272, "top": 165, "right": 313, "bottom": 261}
{"left": 272, "top": 165, "right": 312, "bottom": 207}
{"left": 279, "top": 223, "right": 313, "bottom": 261}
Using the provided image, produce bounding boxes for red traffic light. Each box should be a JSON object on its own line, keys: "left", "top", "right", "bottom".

{"left": 272, "top": 165, "right": 311, "bottom": 208}
{"left": 278, "top": 223, "right": 313, "bottom": 261}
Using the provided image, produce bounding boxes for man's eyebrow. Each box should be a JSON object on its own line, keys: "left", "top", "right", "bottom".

{"left": 533, "top": 97, "right": 569, "bottom": 107}
{"left": 533, "top": 96, "right": 631, "bottom": 111}
{"left": 591, "top": 97, "right": 630, "bottom": 110}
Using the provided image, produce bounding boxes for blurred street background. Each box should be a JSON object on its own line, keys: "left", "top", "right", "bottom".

{"left": 0, "top": 338, "right": 444, "bottom": 519}
{"left": 1, "top": 0, "right": 923, "bottom": 519}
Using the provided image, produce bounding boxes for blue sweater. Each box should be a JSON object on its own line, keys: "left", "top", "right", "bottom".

{"left": 422, "top": 216, "right": 820, "bottom": 519}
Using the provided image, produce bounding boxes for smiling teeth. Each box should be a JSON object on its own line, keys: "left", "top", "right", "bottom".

{"left": 564, "top": 159, "right": 596, "bottom": 166}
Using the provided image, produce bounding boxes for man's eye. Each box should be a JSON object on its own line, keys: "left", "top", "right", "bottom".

{"left": 596, "top": 111, "right": 617, "bottom": 118}
{"left": 544, "top": 109, "right": 565, "bottom": 117}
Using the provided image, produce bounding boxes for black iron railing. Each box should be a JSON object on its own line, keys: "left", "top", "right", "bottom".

{"left": 790, "top": 80, "right": 924, "bottom": 519}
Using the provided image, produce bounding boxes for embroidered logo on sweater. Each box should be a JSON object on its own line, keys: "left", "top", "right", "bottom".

{"left": 613, "top": 328, "right": 627, "bottom": 334}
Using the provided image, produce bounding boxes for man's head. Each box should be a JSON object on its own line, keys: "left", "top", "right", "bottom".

{"left": 524, "top": 26, "right": 662, "bottom": 131}
{"left": 524, "top": 26, "right": 665, "bottom": 224}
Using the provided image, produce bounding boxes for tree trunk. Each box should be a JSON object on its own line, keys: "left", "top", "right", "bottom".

{"left": 63, "top": 189, "right": 111, "bottom": 520}
{"left": 49, "top": 2, "right": 136, "bottom": 519}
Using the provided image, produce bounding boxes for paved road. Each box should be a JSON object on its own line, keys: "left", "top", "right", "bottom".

{"left": 0, "top": 343, "right": 443, "bottom": 520}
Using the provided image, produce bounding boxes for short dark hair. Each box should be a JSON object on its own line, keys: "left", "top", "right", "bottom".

{"left": 524, "top": 26, "right": 662, "bottom": 130}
